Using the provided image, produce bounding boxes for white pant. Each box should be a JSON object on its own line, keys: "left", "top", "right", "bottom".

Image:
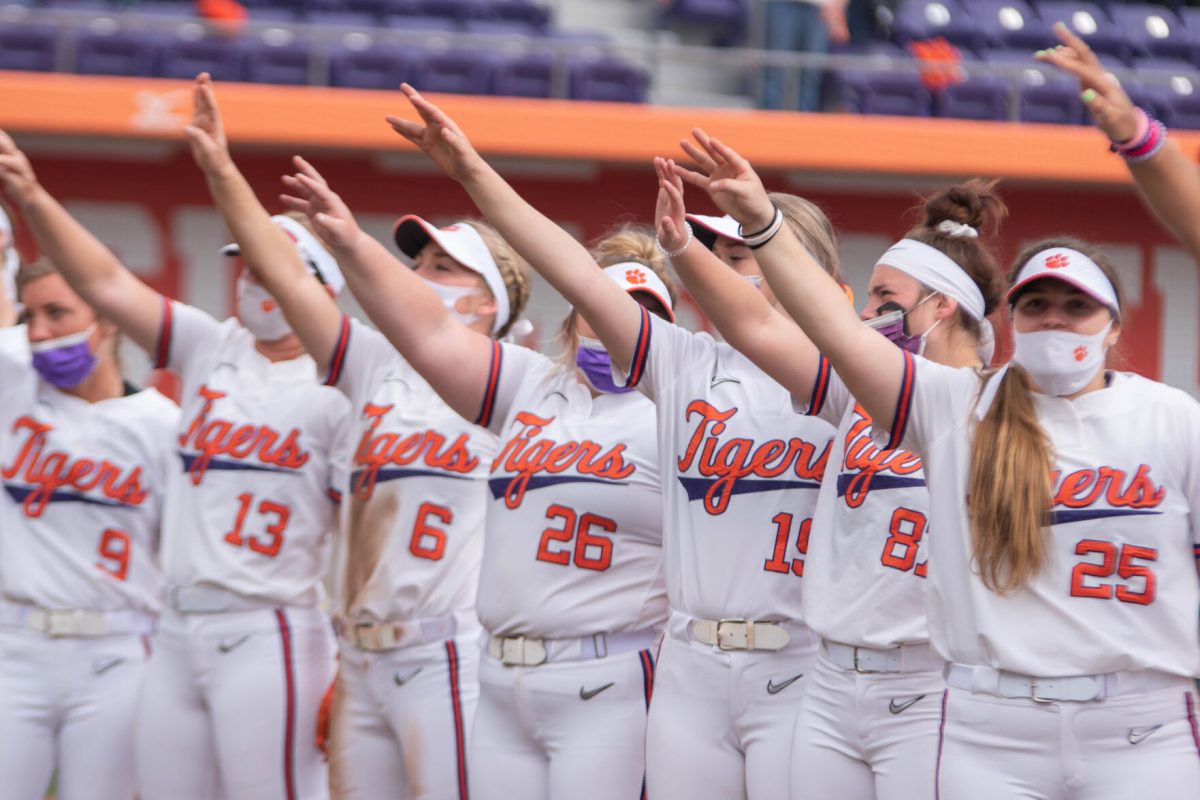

{"left": 329, "top": 634, "right": 479, "bottom": 800}
{"left": 135, "top": 606, "right": 337, "bottom": 800}
{"left": 646, "top": 629, "right": 818, "bottom": 800}
{"left": 469, "top": 645, "right": 655, "bottom": 800}
{"left": 0, "top": 624, "right": 149, "bottom": 800}
{"left": 937, "top": 683, "right": 1200, "bottom": 799}
{"left": 790, "top": 650, "right": 945, "bottom": 800}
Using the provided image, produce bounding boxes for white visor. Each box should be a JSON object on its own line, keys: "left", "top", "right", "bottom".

{"left": 686, "top": 213, "right": 745, "bottom": 250}
{"left": 220, "top": 215, "right": 345, "bottom": 295}
{"left": 602, "top": 262, "right": 674, "bottom": 322}
{"left": 1007, "top": 247, "right": 1119, "bottom": 314}
{"left": 876, "top": 239, "right": 986, "bottom": 321}
{"left": 393, "top": 215, "right": 510, "bottom": 335}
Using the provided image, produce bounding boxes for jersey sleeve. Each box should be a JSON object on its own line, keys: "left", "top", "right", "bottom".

{"left": 869, "top": 353, "right": 981, "bottom": 454}
{"left": 792, "top": 359, "right": 853, "bottom": 426}
{"left": 0, "top": 323, "right": 29, "bottom": 381}
{"left": 611, "top": 310, "right": 716, "bottom": 403}
{"left": 321, "top": 316, "right": 397, "bottom": 405}
{"left": 473, "top": 341, "right": 555, "bottom": 435}
{"left": 153, "top": 298, "right": 225, "bottom": 379}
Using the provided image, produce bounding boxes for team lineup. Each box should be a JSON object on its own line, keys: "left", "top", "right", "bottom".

{"left": 0, "top": 23, "right": 1197, "bottom": 800}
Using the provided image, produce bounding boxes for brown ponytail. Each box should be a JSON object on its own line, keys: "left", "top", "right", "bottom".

{"left": 968, "top": 236, "right": 1125, "bottom": 592}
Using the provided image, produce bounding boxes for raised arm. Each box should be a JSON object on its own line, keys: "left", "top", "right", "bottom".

{"left": 386, "top": 85, "right": 642, "bottom": 367}
{"left": 185, "top": 73, "right": 341, "bottom": 372}
{"left": 0, "top": 131, "right": 160, "bottom": 352}
{"left": 1039, "top": 25, "right": 1200, "bottom": 258}
{"left": 677, "top": 130, "right": 907, "bottom": 428}
{"left": 278, "top": 158, "right": 493, "bottom": 420}
{"left": 654, "top": 155, "right": 823, "bottom": 402}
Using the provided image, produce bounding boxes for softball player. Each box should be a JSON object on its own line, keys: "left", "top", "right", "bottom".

{"left": 687, "top": 133, "right": 1200, "bottom": 798}
{"left": 660, "top": 155, "right": 1007, "bottom": 799}
{"left": 385, "top": 85, "right": 836, "bottom": 800}
{"left": 1, "top": 204, "right": 18, "bottom": 325}
{"left": 0, "top": 91, "right": 350, "bottom": 798}
{"left": 279, "top": 139, "right": 672, "bottom": 796}
{"left": 0, "top": 258, "right": 177, "bottom": 800}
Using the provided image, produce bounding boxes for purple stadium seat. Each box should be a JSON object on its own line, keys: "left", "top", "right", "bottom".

{"left": 411, "top": 0, "right": 479, "bottom": 21}
{"left": 158, "top": 31, "right": 248, "bottom": 82}
{"left": 891, "top": 0, "right": 963, "bottom": 44}
{"left": 489, "top": 0, "right": 550, "bottom": 30}
{"left": 409, "top": 46, "right": 493, "bottom": 94}
{"left": 0, "top": 22, "right": 58, "bottom": 72}
{"left": 133, "top": 1, "right": 196, "bottom": 18}
{"left": 74, "top": 27, "right": 161, "bottom": 77}
{"left": 385, "top": 14, "right": 460, "bottom": 32}
{"left": 965, "top": 0, "right": 1038, "bottom": 51}
{"left": 1123, "top": 57, "right": 1200, "bottom": 129}
{"left": 937, "top": 62, "right": 1009, "bottom": 120}
{"left": 245, "top": 37, "right": 314, "bottom": 85}
{"left": 343, "top": 0, "right": 418, "bottom": 18}
{"left": 842, "top": 70, "right": 933, "bottom": 116}
{"left": 462, "top": 19, "right": 538, "bottom": 38}
{"left": 304, "top": 10, "right": 377, "bottom": 28}
{"left": 569, "top": 54, "right": 647, "bottom": 103}
{"left": 492, "top": 47, "right": 555, "bottom": 97}
{"left": 244, "top": 7, "right": 302, "bottom": 22}
{"left": 982, "top": 48, "right": 1083, "bottom": 124}
{"left": 1110, "top": 5, "right": 1190, "bottom": 61}
{"left": 1014, "top": 2, "right": 1126, "bottom": 62}
{"left": 329, "top": 42, "right": 415, "bottom": 89}
{"left": 662, "top": 0, "right": 747, "bottom": 27}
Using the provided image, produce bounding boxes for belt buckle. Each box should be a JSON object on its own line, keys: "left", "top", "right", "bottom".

{"left": 1029, "top": 678, "right": 1055, "bottom": 704}
{"left": 43, "top": 609, "right": 78, "bottom": 638}
{"left": 716, "top": 619, "right": 749, "bottom": 651}
{"left": 853, "top": 647, "right": 879, "bottom": 674}
{"left": 500, "top": 635, "right": 526, "bottom": 666}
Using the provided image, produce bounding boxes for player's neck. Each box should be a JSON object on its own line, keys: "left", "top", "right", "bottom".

{"left": 254, "top": 334, "right": 307, "bottom": 363}
{"left": 63, "top": 360, "right": 124, "bottom": 403}
{"left": 924, "top": 327, "right": 981, "bottom": 370}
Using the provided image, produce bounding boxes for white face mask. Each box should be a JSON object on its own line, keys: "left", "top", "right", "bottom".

{"left": 236, "top": 276, "right": 293, "bottom": 342}
{"left": 1012, "top": 323, "right": 1112, "bottom": 396}
{"left": 421, "top": 277, "right": 488, "bottom": 328}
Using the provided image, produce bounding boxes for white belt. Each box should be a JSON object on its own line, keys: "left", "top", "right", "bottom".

{"left": 168, "top": 585, "right": 277, "bottom": 614}
{"left": 822, "top": 639, "right": 941, "bottom": 673}
{"left": 691, "top": 619, "right": 791, "bottom": 651}
{"left": 946, "top": 663, "right": 1189, "bottom": 703}
{"left": 337, "top": 613, "right": 458, "bottom": 652}
{"left": 487, "top": 628, "right": 657, "bottom": 667}
{"left": 0, "top": 598, "right": 155, "bottom": 637}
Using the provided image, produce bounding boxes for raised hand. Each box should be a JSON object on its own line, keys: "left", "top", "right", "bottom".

{"left": 654, "top": 156, "right": 690, "bottom": 255}
{"left": 184, "top": 72, "right": 234, "bottom": 174}
{"left": 0, "top": 129, "right": 42, "bottom": 206}
{"left": 674, "top": 129, "right": 775, "bottom": 232}
{"left": 385, "top": 84, "right": 486, "bottom": 182}
{"left": 1036, "top": 22, "right": 1139, "bottom": 143}
{"left": 279, "top": 156, "right": 363, "bottom": 251}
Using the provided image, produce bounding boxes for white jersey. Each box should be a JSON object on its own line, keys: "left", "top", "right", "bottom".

{"left": 154, "top": 299, "right": 350, "bottom": 606}
{"left": 0, "top": 325, "right": 177, "bottom": 613}
{"left": 892, "top": 353, "right": 1200, "bottom": 678}
{"left": 473, "top": 341, "right": 667, "bottom": 638}
{"left": 618, "top": 309, "right": 835, "bottom": 622}
{"left": 324, "top": 317, "right": 495, "bottom": 623}
{"left": 799, "top": 364, "right": 932, "bottom": 647}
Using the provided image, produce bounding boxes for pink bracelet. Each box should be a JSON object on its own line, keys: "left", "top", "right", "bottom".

{"left": 1110, "top": 108, "right": 1151, "bottom": 154}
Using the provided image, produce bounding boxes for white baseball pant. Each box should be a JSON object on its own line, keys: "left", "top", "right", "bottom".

{"left": 469, "top": 642, "right": 656, "bottom": 800}
{"left": 937, "top": 680, "right": 1200, "bottom": 799}
{"left": 328, "top": 632, "right": 479, "bottom": 800}
{"left": 135, "top": 605, "right": 337, "bottom": 800}
{"left": 0, "top": 623, "right": 150, "bottom": 800}
{"left": 789, "top": 646, "right": 945, "bottom": 800}
{"left": 646, "top": 621, "right": 818, "bottom": 800}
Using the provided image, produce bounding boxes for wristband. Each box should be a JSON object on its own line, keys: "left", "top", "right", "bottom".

{"left": 1123, "top": 119, "right": 1167, "bottom": 162}
{"left": 1109, "top": 108, "right": 1151, "bottom": 154}
{"left": 740, "top": 207, "right": 784, "bottom": 250}
{"left": 655, "top": 222, "right": 693, "bottom": 259}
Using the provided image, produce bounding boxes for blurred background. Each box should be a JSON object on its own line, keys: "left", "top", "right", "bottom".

{"left": 1, "top": 0, "right": 1198, "bottom": 397}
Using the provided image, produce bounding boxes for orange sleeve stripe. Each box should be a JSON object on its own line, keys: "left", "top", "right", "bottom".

{"left": 323, "top": 315, "right": 351, "bottom": 387}
{"left": 806, "top": 355, "right": 831, "bottom": 417}
{"left": 885, "top": 351, "right": 916, "bottom": 451}
{"left": 625, "top": 306, "right": 652, "bottom": 388}
{"left": 475, "top": 340, "right": 502, "bottom": 428}
{"left": 153, "top": 295, "right": 173, "bottom": 370}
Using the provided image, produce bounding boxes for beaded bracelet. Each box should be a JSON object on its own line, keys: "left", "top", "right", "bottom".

{"left": 1109, "top": 108, "right": 1167, "bottom": 162}
{"left": 655, "top": 221, "right": 693, "bottom": 259}
{"left": 739, "top": 207, "right": 784, "bottom": 250}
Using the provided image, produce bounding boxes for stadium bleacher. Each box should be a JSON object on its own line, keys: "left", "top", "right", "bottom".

{"left": 4, "top": 0, "right": 1200, "bottom": 125}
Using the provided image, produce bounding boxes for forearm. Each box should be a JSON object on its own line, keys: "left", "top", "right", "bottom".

{"left": 1128, "top": 142, "right": 1200, "bottom": 258}
{"left": 672, "top": 243, "right": 820, "bottom": 398}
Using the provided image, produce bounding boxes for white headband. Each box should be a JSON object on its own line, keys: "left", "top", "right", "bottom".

{"left": 875, "top": 239, "right": 986, "bottom": 321}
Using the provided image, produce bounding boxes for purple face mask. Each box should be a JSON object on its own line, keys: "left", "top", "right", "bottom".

{"left": 865, "top": 299, "right": 938, "bottom": 355}
{"left": 29, "top": 325, "right": 99, "bottom": 389}
{"left": 576, "top": 337, "right": 633, "bottom": 394}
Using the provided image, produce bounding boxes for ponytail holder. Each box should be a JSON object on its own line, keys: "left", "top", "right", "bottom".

{"left": 937, "top": 220, "right": 978, "bottom": 239}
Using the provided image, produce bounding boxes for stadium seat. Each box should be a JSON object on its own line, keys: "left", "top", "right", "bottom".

{"left": 891, "top": 0, "right": 963, "bottom": 44}
{"left": 329, "top": 41, "right": 416, "bottom": 89}
{"left": 660, "top": 0, "right": 747, "bottom": 27}
{"left": 74, "top": 26, "right": 161, "bottom": 77}
{"left": 462, "top": 18, "right": 539, "bottom": 38}
{"left": 1014, "top": 1, "right": 1126, "bottom": 61}
{"left": 409, "top": 46, "right": 494, "bottom": 94}
{"left": 385, "top": 14, "right": 461, "bottom": 32}
{"left": 937, "top": 61, "right": 1010, "bottom": 120}
{"left": 245, "top": 35, "right": 314, "bottom": 85}
{"left": 303, "top": 10, "right": 377, "bottom": 28}
{"left": 411, "top": 0, "right": 482, "bottom": 21}
{"left": 1123, "top": 57, "right": 1200, "bottom": 129}
{"left": 569, "top": 54, "right": 647, "bottom": 103}
{"left": 1111, "top": 4, "right": 1190, "bottom": 61}
{"left": 492, "top": 47, "right": 555, "bottom": 97}
{"left": 951, "top": 0, "right": 1036, "bottom": 52}
{"left": 158, "top": 28, "right": 249, "bottom": 81}
{"left": 981, "top": 48, "right": 1083, "bottom": 124}
{"left": 0, "top": 23, "right": 58, "bottom": 72}
{"left": 488, "top": 0, "right": 549, "bottom": 30}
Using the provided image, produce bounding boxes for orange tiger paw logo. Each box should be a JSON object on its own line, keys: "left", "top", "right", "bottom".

{"left": 1074, "top": 345, "right": 1088, "bottom": 362}
{"left": 1045, "top": 253, "right": 1070, "bottom": 269}
{"left": 626, "top": 269, "right": 647, "bottom": 285}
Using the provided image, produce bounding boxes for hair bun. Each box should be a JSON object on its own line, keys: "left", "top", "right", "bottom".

{"left": 921, "top": 178, "right": 1007, "bottom": 236}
